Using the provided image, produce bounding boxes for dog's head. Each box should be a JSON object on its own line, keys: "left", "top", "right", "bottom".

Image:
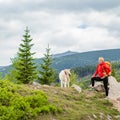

{"left": 64, "top": 69, "right": 71, "bottom": 76}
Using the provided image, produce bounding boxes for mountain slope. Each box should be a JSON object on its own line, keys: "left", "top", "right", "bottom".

{"left": 1, "top": 48, "right": 120, "bottom": 75}
{"left": 0, "top": 65, "right": 12, "bottom": 76}
{"left": 36, "top": 48, "right": 120, "bottom": 71}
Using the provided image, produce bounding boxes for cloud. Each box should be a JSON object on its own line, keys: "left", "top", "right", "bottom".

{"left": 42, "top": 0, "right": 120, "bottom": 11}
{"left": 0, "top": 1, "right": 120, "bottom": 65}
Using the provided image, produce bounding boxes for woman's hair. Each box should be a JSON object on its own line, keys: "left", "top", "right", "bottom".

{"left": 98, "top": 57, "right": 104, "bottom": 62}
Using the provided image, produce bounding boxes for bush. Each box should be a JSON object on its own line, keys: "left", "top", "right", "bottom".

{"left": 70, "top": 70, "right": 78, "bottom": 85}
{"left": 0, "top": 80, "right": 60, "bottom": 120}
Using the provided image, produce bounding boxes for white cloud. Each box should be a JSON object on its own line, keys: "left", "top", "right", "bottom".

{"left": 0, "top": 0, "right": 12, "bottom": 3}
{"left": 0, "top": 1, "right": 120, "bottom": 65}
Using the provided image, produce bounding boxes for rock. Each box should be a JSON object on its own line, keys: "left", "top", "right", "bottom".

{"left": 33, "top": 82, "right": 41, "bottom": 86}
{"left": 117, "top": 97, "right": 120, "bottom": 101}
{"left": 100, "top": 113, "right": 104, "bottom": 119}
{"left": 28, "top": 82, "right": 41, "bottom": 90}
{"left": 107, "top": 76, "right": 120, "bottom": 112}
{"left": 43, "top": 85, "right": 50, "bottom": 87}
{"left": 50, "top": 83, "right": 56, "bottom": 87}
{"left": 54, "top": 91, "right": 58, "bottom": 94}
{"left": 93, "top": 114, "right": 97, "bottom": 119}
{"left": 107, "top": 115, "right": 112, "bottom": 120}
{"left": 108, "top": 76, "right": 120, "bottom": 100}
{"left": 71, "top": 84, "right": 82, "bottom": 93}
{"left": 94, "top": 82, "right": 104, "bottom": 92}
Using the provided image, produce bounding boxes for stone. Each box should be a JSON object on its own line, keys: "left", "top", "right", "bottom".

{"left": 93, "top": 114, "right": 97, "bottom": 119}
{"left": 43, "top": 85, "right": 50, "bottom": 87}
{"left": 33, "top": 82, "right": 41, "bottom": 86}
{"left": 107, "top": 76, "right": 120, "bottom": 112}
{"left": 71, "top": 84, "right": 82, "bottom": 93}
{"left": 108, "top": 76, "right": 120, "bottom": 100}
{"left": 117, "top": 97, "right": 120, "bottom": 101}
{"left": 107, "top": 115, "right": 112, "bottom": 120}
{"left": 94, "top": 82, "right": 104, "bottom": 92}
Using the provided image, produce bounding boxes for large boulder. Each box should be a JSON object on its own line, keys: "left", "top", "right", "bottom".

{"left": 108, "top": 76, "right": 120, "bottom": 112}
{"left": 108, "top": 76, "right": 120, "bottom": 100}
{"left": 71, "top": 84, "right": 82, "bottom": 93}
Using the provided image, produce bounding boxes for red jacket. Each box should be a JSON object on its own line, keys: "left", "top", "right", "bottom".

{"left": 93, "top": 62, "right": 111, "bottom": 78}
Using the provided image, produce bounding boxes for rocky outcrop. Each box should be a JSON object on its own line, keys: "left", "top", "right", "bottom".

{"left": 108, "top": 76, "right": 120, "bottom": 99}
{"left": 108, "top": 76, "right": 120, "bottom": 112}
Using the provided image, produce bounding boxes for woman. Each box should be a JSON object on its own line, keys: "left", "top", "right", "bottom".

{"left": 91, "top": 57, "right": 111, "bottom": 97}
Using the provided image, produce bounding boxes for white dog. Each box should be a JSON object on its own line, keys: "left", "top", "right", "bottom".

{"left": 59, "top": 69, "right": 71, "bottom": 88}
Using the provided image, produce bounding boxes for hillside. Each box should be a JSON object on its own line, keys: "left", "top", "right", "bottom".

{"left": 0, "top": 65, "right": 12, "bottom": 76}
{"left": 0, "top": 80, "right": 120, "bottom": 120}
{"left": 1, "top": 48, "right": 120, "bottom": 76}
{"left": 37, "top": 48, "right": 120, "bottom": 71}
{"left": 34, "top": 86, "right": 120, "bottom": 120}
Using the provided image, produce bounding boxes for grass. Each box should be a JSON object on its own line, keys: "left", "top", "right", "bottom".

{"left": 29, "top": 85, "right": 120, "bottom": 120}
{"left": 0, "top": 80, "right": 119, "bottom": 120}
{"left": 0, "top": 80, "right": 60, "bottom": 120}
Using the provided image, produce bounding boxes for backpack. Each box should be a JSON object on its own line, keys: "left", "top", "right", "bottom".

{"left": 105, "top": 61, "right": 111, "bottom": 68}
{"left": 104, "top": 61, "right": 111, "bottom": 75}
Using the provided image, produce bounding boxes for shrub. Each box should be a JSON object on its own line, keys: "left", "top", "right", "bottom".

{"left": 70, "top": 70, "right": 78, "bottom": 85}
{"left": 25, "top": 91, "right": 48, "bottom": 108}
{"left": 0, "top": 80, "right": 60, "bottom": 120}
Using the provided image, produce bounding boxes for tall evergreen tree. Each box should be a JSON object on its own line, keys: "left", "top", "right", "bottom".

{"left": 39, "top": 45, "right": 55, "bottom": 85}
{"left": 14, "top": 27, "right": 37, "bottom": 84}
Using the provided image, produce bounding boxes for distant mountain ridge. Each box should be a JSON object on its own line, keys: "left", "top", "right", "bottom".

{"left": 36, "top": 48, "right": 120, "bottom": 71}
{"left": 1, "top": 48, "right": 120, "bottom": 76}
{"left": 53, "top": 50, "right": 78, "bottom": 58}
{"left": 0, "top": 66, "right": 5, "bottom": 69}
{"left": 53, "top": 51, "right": 78, "bottom": 58}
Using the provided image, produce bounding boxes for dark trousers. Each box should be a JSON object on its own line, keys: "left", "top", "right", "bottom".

{"left": 91, "top": 77, "right": 109, "bottom": 96}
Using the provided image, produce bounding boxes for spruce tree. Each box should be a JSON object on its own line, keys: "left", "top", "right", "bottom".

{"left": 39, "top": 45, "right": 55, "bottom": 85}
{"left": 15, "top": 27, "right": 37, "bottom": 84}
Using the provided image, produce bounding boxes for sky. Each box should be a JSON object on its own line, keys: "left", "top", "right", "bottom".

{"left": 0, "top": 0, "right": 120, "bottom": 66}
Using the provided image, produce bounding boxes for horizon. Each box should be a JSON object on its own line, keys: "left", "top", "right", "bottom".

{"left": 1, "top": 0, "right": 120, "bottom": 66}
{"left": 1, "top": 48, "right": 120, "bottom": 66}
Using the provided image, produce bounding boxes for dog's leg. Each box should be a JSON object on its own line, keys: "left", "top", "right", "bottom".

{"left": 64, "top": 82, "right": 67, "bottom": 87}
